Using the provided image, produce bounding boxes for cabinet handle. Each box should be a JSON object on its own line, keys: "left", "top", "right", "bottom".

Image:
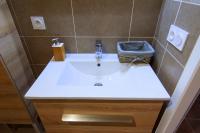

{"left": 62, "top": 114, "right": 136, "bottom": 126}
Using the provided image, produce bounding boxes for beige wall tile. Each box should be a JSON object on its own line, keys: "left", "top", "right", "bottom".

{"left": 25, "top": 37, "right": 76, "bottom": 64}
{"left": 9, "top": 0, "right": 74, "bottom": 36}
{"left": 167, "top": 3, "right": 200, "bottom": 65}
{"left": 73, "top": 0, "right": 132, "bottom": 36}
{"left": 7, "top": 0, "right": 165, "bottom": 58}
{"left": 158, "top": 51, "right": 183, "bottom": 95}
{"left": 155, "top": 0, "right": 181, "bottom": 46}
{"left": 151, "top": 39, "right": 165, "bottom": 73}
{"left": 131, "top": 0, "right": 163, "bottom": 37}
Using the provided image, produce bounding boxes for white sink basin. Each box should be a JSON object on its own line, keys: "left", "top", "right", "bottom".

{"left": 57, "top": 54, "right": 132, "bottom": 87}
{"left": 70, "top": 61, "right": 125, "bottom": 76}
{"left": 25, "top": 54, "right": 170, "bottom": 100}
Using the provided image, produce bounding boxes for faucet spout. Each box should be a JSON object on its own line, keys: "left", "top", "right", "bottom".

{"left": 95, "top": 40, "right": 103, "bottom": 59}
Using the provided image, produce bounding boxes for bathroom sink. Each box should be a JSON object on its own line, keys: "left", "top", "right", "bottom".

{"left": 70, "top": 61, "right": 128, "bottom": 76}
{"left": 57, "top": 54, "right": 131, "bottom": 86}
{"left": 25, "top": 54, "right": 170, "bottom": 100}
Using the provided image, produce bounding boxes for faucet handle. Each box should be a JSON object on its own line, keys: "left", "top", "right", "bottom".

{"left": 52, "top": 38, "right": 60, "bottom": 45}
{"left": 96, "top": 40, "right": 102, "bottom": 47}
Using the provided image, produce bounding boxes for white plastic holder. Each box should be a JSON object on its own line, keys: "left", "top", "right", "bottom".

{"left": 167, "top": 25, "right": 189, "bottom": 51}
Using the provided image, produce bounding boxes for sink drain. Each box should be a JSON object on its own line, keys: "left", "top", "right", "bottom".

{"left": 94, "top": 83, "right": 103, "bottom": 86}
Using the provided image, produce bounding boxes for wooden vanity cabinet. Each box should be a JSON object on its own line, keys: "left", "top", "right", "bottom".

{"left": 33, "top": 100, "right": 163, "bottom": 133}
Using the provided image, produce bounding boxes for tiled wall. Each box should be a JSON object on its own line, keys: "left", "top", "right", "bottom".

{"left": 0, "top": 0, "right": 34, "bottom": 95}
{"left": 152, "top": 0, "right": 200, "bottom": 95}
{"left": 6, "top": 0, "right": 163, "bottom": 77}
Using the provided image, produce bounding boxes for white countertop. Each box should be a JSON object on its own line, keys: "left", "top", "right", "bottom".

{"left": 25, "top": 54, "right": 170, "bottom": 101}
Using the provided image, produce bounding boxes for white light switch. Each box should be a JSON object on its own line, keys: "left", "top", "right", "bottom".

{"left": 167, "top": 25, "right": 189, "bottom": 51}
{"left": 30, "top": 16, "right": 46, "bottom": 30}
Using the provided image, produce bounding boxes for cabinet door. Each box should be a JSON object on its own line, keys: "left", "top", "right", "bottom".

{"left": 34, "top": 100, "right": 163, "bottom": 133}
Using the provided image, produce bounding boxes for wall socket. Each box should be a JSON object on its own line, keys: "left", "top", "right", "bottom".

{"left": 30, "top": 16, "right": 46, "bottom": 30}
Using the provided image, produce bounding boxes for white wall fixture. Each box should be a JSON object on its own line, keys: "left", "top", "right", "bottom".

{"left": 30, "top": 16, "right": 46, "bottom": 30}
{"left": 167, "top": 25, "right": 189, "bottom": 51}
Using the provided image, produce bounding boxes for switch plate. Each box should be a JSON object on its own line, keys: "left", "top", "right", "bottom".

{"left": 30, "top": 16, "right": 46, "bottom": 30}
{"left": 167, "top": 25, "right": 189, "bottom": 51}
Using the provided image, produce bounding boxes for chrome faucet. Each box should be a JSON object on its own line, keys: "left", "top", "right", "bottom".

{"left": 95, "top": 40, "right": 103, "bottom": 59}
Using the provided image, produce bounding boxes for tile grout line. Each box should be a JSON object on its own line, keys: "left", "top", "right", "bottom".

{"left": 155, "top": 37, "right": 165, "bottom": 50}
{"left": 7, "top": 0, "right": 35, "bottom": 66}
{"left": 77, "top": 36, "right": 129, "bottom": 38}
{"left": 157, "top": 0, "right": 183, "bottom": 74}
{"left": 152, "top": 0, "right": 166, "bottom": 75}
{"left": 70, "top": 0, "right": 78, "bottom": 53}
{"left": 153, "top": 0, "right": 165, "bottom": 39}
{"left": 19, "top": 35, "right": 154, "bottom": 39}
{"left": 174, "top": 0, "right": 183, "bottom": 25}
{"left": 157, "top": 42, "right": 168, "bottom": 75}
{"left": 128, "top": 0, "right": 135, "bottom": 41}
{"left": 20, "top": 35, "right": 74, "bottom": 38}
{"left": 77, "top": 36, "right": 154, "bottom": 39}
{"left": 19, "top": 37, "right": 35, "bottom": 77}
{"left": 21, "top": 37, "right": 34, "bottom": 64}
{"left": 166, "top": 48, "right": 184, "bottom": 68}
{"left": 130, "top": 36, "right": 154, "bottom": 38}
{"left": 157, "top": 39, "right": 184, "bottom": 68}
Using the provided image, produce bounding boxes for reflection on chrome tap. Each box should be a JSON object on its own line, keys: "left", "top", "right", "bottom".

{"left": 95, "top": 40, "right": 103, "bottom": 67}
{"left": 95, "top": 40, "right": 103, "bottom": 60}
